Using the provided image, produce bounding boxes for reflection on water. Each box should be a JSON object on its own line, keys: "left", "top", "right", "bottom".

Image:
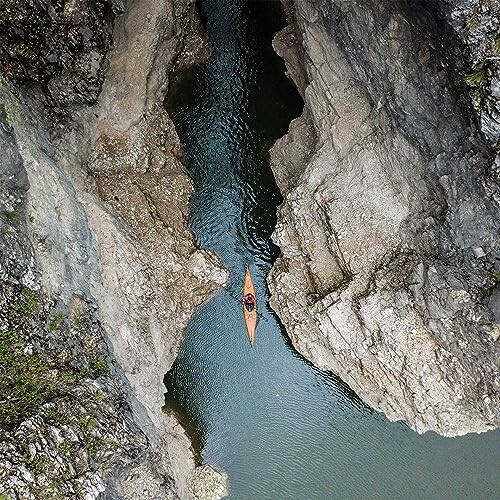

{"left": 164, "top": 1, "right": 500, "bottom": 498}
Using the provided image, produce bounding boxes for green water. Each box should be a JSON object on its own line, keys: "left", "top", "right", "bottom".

{"left": 164, "top": 1, "right": 500, "bottom": 498}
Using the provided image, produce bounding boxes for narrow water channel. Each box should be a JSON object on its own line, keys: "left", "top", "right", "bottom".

{"left": 164, "top": 1, "right": 500, "bottom": 498}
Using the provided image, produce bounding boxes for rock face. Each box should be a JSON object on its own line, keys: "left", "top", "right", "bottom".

{"left": 269, "top": 0, "right": 499, "bottom": 436}
{"left": 444, "top": 0, "right": 500, "bottom": 146}
{"left": 0, "top": 0, "right": 120, "bottom": 106}
{"left": 0, "top": 0, "right": 227, "bottom": 498}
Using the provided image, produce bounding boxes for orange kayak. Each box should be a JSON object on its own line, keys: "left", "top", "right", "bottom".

{"left": 243, "top": 268, "right": 257, "bottom": 345}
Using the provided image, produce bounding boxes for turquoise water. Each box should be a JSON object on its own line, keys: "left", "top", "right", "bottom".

{"left": 164, "top": 1, "right": 500, "bottom": 498}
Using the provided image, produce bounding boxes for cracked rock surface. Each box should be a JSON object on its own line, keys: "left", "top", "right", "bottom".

{"left": 269, "top": 0, "right": 499, "bottom": 436}
{"left": 444, "top": 0, "right": 500, "bottom": 147}
{"left": 0, "top": 0, "right": 227, "bottom": 498}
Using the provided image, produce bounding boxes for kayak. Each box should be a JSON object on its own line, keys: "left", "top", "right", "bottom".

{"left": 243, "top": 268, "right": 257, "bottom": 345}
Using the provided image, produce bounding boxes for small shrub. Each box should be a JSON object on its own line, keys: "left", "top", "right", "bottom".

{"left": 77, "top": 416, "right": 104, "bottom": 456}
{"left": 60, "top": 370, "right": 79, "bottom": 384}
{"left": 84, "top": 435, "right": 104, "bottom": 457}
{"left": 466, "top": 15, "right": 479, "bottom": 32}
{"left": 4, "top": 210, "right": 21, "bottom": 223}
{"left": 493, "top": 34, "right": 500, "bottom": 54}
{"left": 78, "top": 416, "right": 96, "bottom": 434}
{"left": 90, "top": 391, "right": 104, "bottom": 404}
{"left": 57, "top": 441, "right": 70, "bottom": 456}
{"left": 71, "top": 313, "right": 86, "bottom": 333}
{"left": 49, "top": 313, "right": 65, "bottom": 331}
{"left": 464, "top": 65, "right": 487, "bottom": 86}
{"left": 25, "top": 455, "right": 49, "bottom": 474}
{"left": 89, "top": 356, "right": 108, "bottom": 376}
{"left": 43, "top": 407, "right": 69, "bottom": 425}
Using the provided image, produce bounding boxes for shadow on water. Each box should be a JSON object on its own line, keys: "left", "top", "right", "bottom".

{"left": 164, "top": 1, "right": 500, "bottom": 498}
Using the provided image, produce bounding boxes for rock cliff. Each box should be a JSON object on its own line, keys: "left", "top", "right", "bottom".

{"left": 270, "top": 0, "right": 499, "bottom": 436}
{"left": 0, "top": 0, "right": 227, "bottom": 498}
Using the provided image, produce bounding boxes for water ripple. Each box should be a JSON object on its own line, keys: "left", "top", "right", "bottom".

{"left": 164, "top": 0, "right": 500, "bottom": 498}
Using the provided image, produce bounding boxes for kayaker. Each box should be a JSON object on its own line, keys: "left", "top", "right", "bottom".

{"left": 243, "top": 293, "right": 256, "bottom": 312}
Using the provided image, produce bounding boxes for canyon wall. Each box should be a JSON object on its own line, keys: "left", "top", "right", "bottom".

{"left": 0, "top": 0, "right": 227, "bottom": 498}
{"left": 270, "top": 0, "right": 499, "bottom": 436}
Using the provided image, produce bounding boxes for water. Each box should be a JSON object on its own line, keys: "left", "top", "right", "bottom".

{"left": 164, "top": 1, "right": 500, "bottom": 498}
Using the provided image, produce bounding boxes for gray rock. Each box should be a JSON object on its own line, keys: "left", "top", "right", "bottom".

{"left": 269, "top": 0, "right": 499, "bottom": 437}
{"left": 1, "top": 0, "right": 227, "bottom": 498}
{"left": 0, "top": 0, "right": 117, "bottom": 107}
{"left": 443, "top": 0, "right": 500, "bottom": 148}
{"left": 189, "top": 465, "right": 228, "bottom": 500}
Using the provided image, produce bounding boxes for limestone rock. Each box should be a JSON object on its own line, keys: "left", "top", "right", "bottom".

{"left": 0, "top": 0, "right": 227, "bottom": 497}
{"left": 190, "top": 465, "right": 228, "bottom": 500}
{"left": 269, "top": 0, "right": 499, "bottom": 437}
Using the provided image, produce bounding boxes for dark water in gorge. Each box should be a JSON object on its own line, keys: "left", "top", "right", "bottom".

{"left": 163, "top": 1, "right": 500, "bottom": 498}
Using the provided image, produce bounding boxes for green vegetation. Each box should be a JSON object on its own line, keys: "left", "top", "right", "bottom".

{"left": 60, "top": 370, "right": 78, "bottom": 384}
{"left": 78, "top": 416, "right": 104, "bottom": 456}
{"left": 0, "top": 77, "right": 23, "bottom": 126}
{"left": 49, "top": 313, "right": 65, "bottom": 332}
{"left": 0, "top": 202, "right": 23, "bottom": 224}
{"left": 90, "top": 390, "right": 104, "bottom": 404}
{"left": 0, "top": 96, "right": 20, "bottom": 126}
{"left": 57, "top": 441, "right": 70, "bottom": 456}
{"left": 78, "top": 416, "right": 96, "bottom": 434}
{"left": 25, "top": 454, "right": 49, "bottom": 474}
{"left": 0, "top": 329, "right": 55, "bottom": 428}
{"left": 3, "top": 210, "right": 21, "bottom": 223}
{"left": 471, "top": 88, "right": 484, "bottom": 101}
{"left": 466, "top": 17, "right": 479, "bottom": 32}
{"left": 4, "top": 102, "right": 18, "bottom": 125}
{"left": 0, "top": 286, "right": 55, "bottom": 428}
{"left": 44, "top": 484, "right": 66, "bottom": 500}
{"left": 33, "top": 480, "right": 69, "bottom": 500}
{"left": 89, "top": 356, "right": 108, "bottom": 376}
{"left": 13, "top": 288, "right": 38, "bottom": 319}
{"left": 0, "top": 494, "right": 11, "bottom": 500}
{"left": 84, "top": 435, "right": 104, "bottom": 456}
{"left": 60, "top": 369, "right": 86, "bottom": 384}
{"left": 71, "top": 313, "right": 86, "bottom": 333}
{"left": 464, "top": 65, "right": 487, "bottom": 86}
{"left": 494, "top": 34, "right": 500, "bottom": 54}
{"left": 1, "top": 284, "right": 108, "bottom": 451}
{"left": 43, "top": 407, "right": 69, "bottom": 425}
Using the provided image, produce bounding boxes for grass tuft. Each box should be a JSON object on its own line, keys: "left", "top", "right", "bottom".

{"left": 3, "top": 210, "right": 22, "bottom": 223}
{"left": 25, "top": 455, "right": 49, "bottom": 474}
{"left": 0, "top": 329, "right": 55, "bottom": 428}
{"left": 57, "top": 441, "right": 70, "bottom": 456}
{"left": 43, "top": 407, "right": 69, "bottom": 425}
{"left": 493, "top": 34, "right": 500, "bottom": 54}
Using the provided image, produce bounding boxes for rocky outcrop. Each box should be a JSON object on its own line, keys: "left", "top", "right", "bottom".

{"left": 269, "top": 0, "right": 499, "bottom": 436}
{"left": 0, "top": 0, "right": 120, "bottom": 107}
{"left": 0, "top": 0, "right": 227, "bottom": 498}
{"left": 444, "top": 0, "right": 500, "bottom": 146}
